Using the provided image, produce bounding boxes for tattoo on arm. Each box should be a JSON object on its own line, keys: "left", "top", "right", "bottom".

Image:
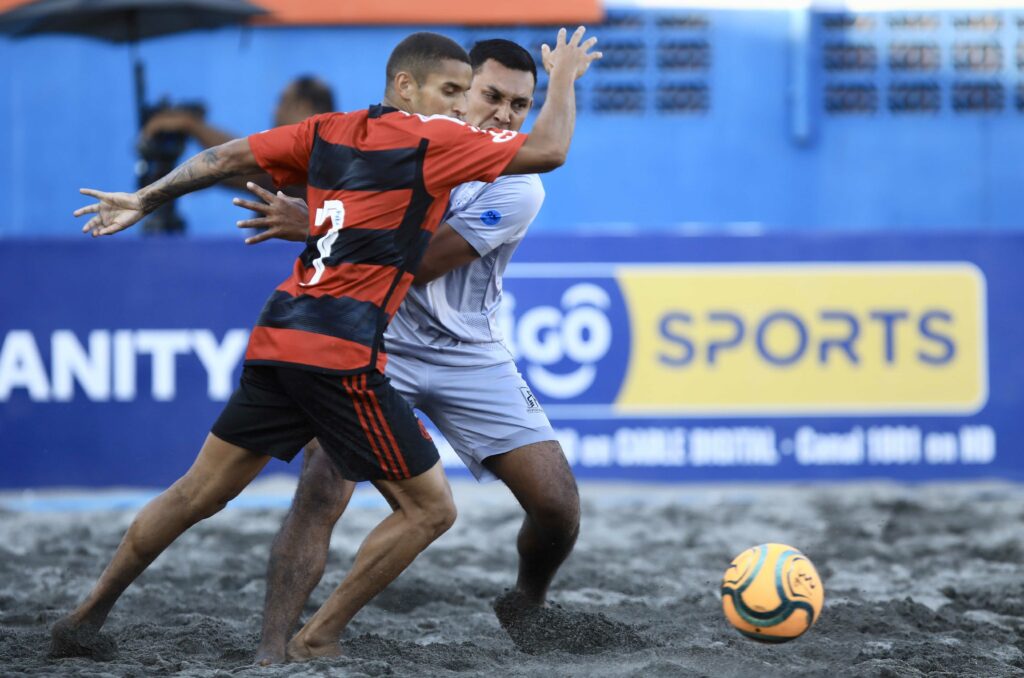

{"left": 140, "top": 144, "right": 242, "bottom": 213}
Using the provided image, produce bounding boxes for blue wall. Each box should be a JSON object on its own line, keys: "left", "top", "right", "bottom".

{"left": 2, "top": 9, "right": 1023, "bottom": 236}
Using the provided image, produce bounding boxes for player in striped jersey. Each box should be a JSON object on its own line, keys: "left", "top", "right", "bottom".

{"left": 56, "top": 29, "right": 601, "bottom": 662}
{"left": 235, "top": 39, "right": 584, "bottom": 662}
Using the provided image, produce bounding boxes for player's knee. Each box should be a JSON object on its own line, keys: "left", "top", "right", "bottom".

{"left": 411, "top": 492, "right": 457, "bottom": 541}
{"left": 525, "top": 465, "right": 580, "bottom": 541}
{"left": 193, "top": 483, "right": 238, "bottom": 520}
{"left": 171, "top": 480, "right": 229, "bottom": 523}
{"left": 292, "top": 482, "right": 349, "bottom": 524}
{"left": 430, "top": 494, "right": 458, "bottom": 538}
{"left": 528, "top": 493, "right": 580, "bottom": 542}
{"left": 292, "top": 456, "right": 350, "bottom": 523}
{"left": 174, "top": 464, "right": 249, "bottom": 522}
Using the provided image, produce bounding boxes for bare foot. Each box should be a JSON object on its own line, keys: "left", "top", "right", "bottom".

{"left": 253, "top": 644, "right": 287, "bottom": 666}
{"left": 50, "top": 616, "right": 117, "bottom": 661}
{"left": 285, "top": 633, "right": 342, "bottom": 662}
{"left": 492, "top": 589, "right": 646, "bottom": 655}
{"left": 493, "top": 588, "right": 545, "bottom": 627}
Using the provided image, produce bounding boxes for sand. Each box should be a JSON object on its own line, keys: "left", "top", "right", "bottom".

{"left": 1, "top": 478, "right": 1022, "bottom": 677}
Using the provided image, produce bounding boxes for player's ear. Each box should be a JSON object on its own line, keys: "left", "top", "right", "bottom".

{"left": 392, "top": 71, "right": 418, "bottom": 103}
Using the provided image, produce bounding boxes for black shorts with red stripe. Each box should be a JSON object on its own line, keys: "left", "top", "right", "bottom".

{"left": 211, "top": 365, "right": 437, "bottom": 482}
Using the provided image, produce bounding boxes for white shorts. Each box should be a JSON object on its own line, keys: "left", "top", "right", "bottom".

{"left": 385, "top": 353, "right": 557, "bottom": 482}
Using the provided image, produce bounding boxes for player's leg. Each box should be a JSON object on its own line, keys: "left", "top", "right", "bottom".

{"left": 273, "top": 369, "right": 450, "bottom": 660}
{"left": 52, "top": 365, "right": 312, "bottom": 658}
{"left": 484, "top": 440, "right": 580, "bottom": 605}
{"left": 421, "top": 360, "right": 579, "bottom": 605}
{"left": 489, "top": 438, "right": 642, "bottom": 654}
{"left": 51, "top": 434, "right": 271, "bottom": 657}
{"left": 257, "top": 354, "right": 430, "bottom": 662}
{"left": 286, "top": 460, "right": 456, "bottom": 659}
{"left": 255, "top": 439, "right": 355, "bottom": 665}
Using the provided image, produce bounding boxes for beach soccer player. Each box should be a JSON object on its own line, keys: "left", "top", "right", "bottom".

{"left": 231, "top": 38, "right": 586, "bottom": 663}
{"left": 56, "top": 28, "right": 601, "bottom": 661}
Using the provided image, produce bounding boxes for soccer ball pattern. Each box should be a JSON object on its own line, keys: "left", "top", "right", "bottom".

{"left": 721, "top": 543, "right": 824, "bottom": 643}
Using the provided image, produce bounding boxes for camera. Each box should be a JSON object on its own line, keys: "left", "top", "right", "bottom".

{"left": 136, "top": 99, "right": 206, "bottom": 235}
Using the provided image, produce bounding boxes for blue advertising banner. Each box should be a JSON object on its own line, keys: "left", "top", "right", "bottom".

{"left": 1, "top": 234, "right": 1020, "bottom": 487}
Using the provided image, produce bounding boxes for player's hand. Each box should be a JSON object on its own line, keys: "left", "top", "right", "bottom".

{"left": 232, "top": 182, "right": 309, "bottom": 245}
{"left": 74, "top": 188, "right": 146, "bottom": 237}
{"left": 541, "top": 26, "right": 602, "bottom": 81}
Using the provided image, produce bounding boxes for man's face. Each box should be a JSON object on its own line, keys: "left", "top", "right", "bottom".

{"left": 464, "top": 59, "right": 535, "bottom": 132}
{"left": 407, "top": 58, "right": 473, "bottom": 119}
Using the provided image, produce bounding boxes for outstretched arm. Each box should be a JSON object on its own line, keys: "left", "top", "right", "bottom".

{"left": 502, "top": 27, "right": 602, "bottom": 176}
{"left": 76, "top": 138, "right": 260, "bottom": 237}
{"left": 143, "top": 111, "right": 282, "bottom": 192}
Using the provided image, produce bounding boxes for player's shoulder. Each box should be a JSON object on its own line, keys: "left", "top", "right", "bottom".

{"left": 487, "top": 173, "right": 545, "bottom": 203}
{"left": 452, "top": 174, "right": 544, "bottom": 227}
{"left": 378, "top": 110, "right": 472, "bottom": 144}
{"left": 390, "top": 111, "right": 523, "bottom": 143}
{"left": 386, "top": 110, "right": 467, "bottom": 131}
{"left": 301, "top": 110, "right": 359, "bottom": 133}
{"left": 311, "top": 110, "right": 355, "bottom": 124}
{"left": 493, "top": 173, "right": 543, "bottom": 191}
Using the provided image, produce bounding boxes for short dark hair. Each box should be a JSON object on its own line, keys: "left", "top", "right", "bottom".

{"left": 386, "top": 32, "right": 470, "bottom": 87}
{"left": 290, "top": 75, "right": 335, "bottom": 113}
{"left": 470, "top": 39, "right": 538, "bottom": 84}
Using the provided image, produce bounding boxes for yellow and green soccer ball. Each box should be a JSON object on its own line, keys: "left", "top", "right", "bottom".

{"left": 721, "top": 543, "right": 824, "bottom": 643}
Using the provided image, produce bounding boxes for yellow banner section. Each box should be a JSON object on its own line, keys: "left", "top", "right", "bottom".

{"left": 616, "top": 264, "right": 987, "bottom": 415}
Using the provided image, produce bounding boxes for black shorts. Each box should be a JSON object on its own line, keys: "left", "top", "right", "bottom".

{"left": 211, "top": 365, "right": 438, "bottom": 482}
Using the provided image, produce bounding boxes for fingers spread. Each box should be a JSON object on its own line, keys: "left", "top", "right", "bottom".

{"left": 79, "top": 188, "right": 108, "bottom": 200}
{"left": 82, "top": 216, "right": 101, "bottom": 233}
{"left": 244, "top": 231, "right": 273, "bottom": 245}
{"left": 73, "top": 203, "right": 100, "bottom": 217}
{"left": 246, "top": 181, "right": 275, "bottom": 200}
{"left": 232, "top": 197, "right": 270, "bottom": 214}
{"left": 569, "top": 26, "right": 586, "bottom": 47}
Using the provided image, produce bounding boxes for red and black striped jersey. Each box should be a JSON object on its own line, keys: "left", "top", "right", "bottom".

{"left": 243, "top": 105, "right": 527, "bottom": 374}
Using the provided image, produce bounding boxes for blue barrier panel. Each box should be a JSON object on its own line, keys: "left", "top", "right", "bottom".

{"left": 1, "top": 234, "right": 1020, "bottom": 487}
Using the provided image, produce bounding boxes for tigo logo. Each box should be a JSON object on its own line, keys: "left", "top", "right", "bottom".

{"left": 500, "top": 279, "right": 629, "bottom": 403}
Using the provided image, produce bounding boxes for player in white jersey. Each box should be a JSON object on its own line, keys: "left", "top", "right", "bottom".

{"left": 234, "top": 40, "right": 582, "bottom": 663}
